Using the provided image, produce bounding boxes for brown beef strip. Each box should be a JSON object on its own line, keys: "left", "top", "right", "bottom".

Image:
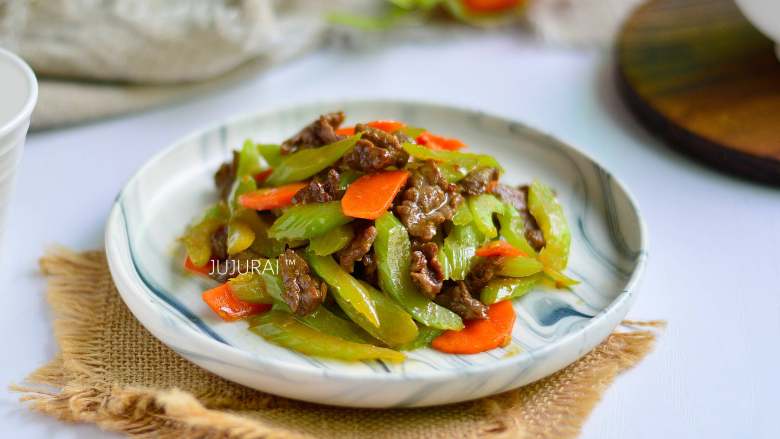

{"left": 340, "top": 124, "right": 410, "bottom": 173}
{"left": 459, "top": 167, "right": 499, "bottom": 196}
{"left": 435, "top": 281, "right": 489, "bottom": 320}
{"left": 210, "top": 225, "right": 229, "bottom": 261}
{"left": 466, "top": 256, "right": 506, "bottom": 292}
{"left": 340, "top": 139, "right": 396, "bottom": 173}
{"left": 337, "top": 225, "right": 377, "bottom": 273}
{"left": 214, "top": 150, "right": 239, "bottom": 200}
{"left": 359, "top": 251, "right": 379, "bottom": 287}
{"left": 409, "top": 241, "right": 445, "bottom": 298}
{"left": 291, "top": 168, "right": 342, "bottom": 204}
{"left": 280, "top": 112, "right": 346, "bottom": 155}
{"left": 492, "top": 184, "right": 546, "bottom": 251}
{"left": 394, "top": 161, "right": 463, "bottom": 241}
{"left": 355, "top": 124, "right": 409, "bottom": 168}
{"left": 393, "top": 131, "right": 413, "bottom": 144}
{"left": 279, "top": 249, "right": 328, "bottom": 316}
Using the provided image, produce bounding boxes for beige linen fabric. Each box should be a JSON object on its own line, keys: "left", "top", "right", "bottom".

{"left": 14, "top": 248, "right": 662, "bottom": 439}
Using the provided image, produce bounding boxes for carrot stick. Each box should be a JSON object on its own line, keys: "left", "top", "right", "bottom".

{"left": 336, "top": 120, "right": 405, "bottom": 137}
{"left": 475, "top": 240, "right": 527, "bottom": 258}
{"left": 341, "top": 170, "right": 409, "bottom": 220}
{"left": 431, "top": 301, "right": 516, "bottom": 354}
{"left": 238, "top": 182, "right": 307, "bottom": 211}
{"left": 184, "top": 256, "right": 212, "bottom": 277}
{"left": 202, "top": 283, "right": 271, "bottom": 322}
{"left": 336, "top": 127, "right": 355, "bottom": 136}
{"left": 416, "top": 132, "right": 466, "bottom": 151}
{"left": 367, "top": 120, "right": 406, "bottom": 133}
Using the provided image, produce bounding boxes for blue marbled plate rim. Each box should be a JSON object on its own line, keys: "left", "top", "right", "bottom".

{"left": 105, "top": 98, "right": 647, "bottom": 384}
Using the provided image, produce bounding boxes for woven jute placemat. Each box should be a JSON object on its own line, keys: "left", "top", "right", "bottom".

{"left": 14, "top": 249, "right": 663, "bottom": 439}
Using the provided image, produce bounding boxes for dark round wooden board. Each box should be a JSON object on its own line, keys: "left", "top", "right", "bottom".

{"left": 616, "top": 0, "right": 780, "bottom": 184}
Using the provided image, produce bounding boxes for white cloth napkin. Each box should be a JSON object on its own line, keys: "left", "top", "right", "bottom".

{"left": 0, "top": 0, "right": 642, "bottom": 130}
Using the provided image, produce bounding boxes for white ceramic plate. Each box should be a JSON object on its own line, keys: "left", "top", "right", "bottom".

{"left": 105, "top": 100, "right": 646, "bottom": 408}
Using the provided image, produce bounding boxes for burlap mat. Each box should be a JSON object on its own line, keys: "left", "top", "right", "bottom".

{"left": 13, "top": 248, "right": 662, "bottom": 439}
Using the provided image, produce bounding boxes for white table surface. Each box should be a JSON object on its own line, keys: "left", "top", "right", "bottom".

{"left": 2, "top": 32, "right": 779, "bottom": 439}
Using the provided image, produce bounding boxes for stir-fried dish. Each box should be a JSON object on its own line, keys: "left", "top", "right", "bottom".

{"left": 181, "top": 112, "right": 576, "bottom": 362}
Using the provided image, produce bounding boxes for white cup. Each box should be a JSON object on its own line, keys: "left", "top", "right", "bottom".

{"left": 735, "top": 0, "right": 780, "bottom": 60}
{"left": 0, "top": 47, "right": 37, "bottom": 246}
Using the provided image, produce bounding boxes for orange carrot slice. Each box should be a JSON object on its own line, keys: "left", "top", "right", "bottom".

{"left": 202, "top": 283, "right": 271, "bottom": 322}
{"left": 238, "top": 182, "right": 307, "bottom": 211}
{"left": 184, "top": 256, "right": 212, "bottom": 277}
{"left": 367, "top": 120, "right": 406, "bottom": 133}
{"left": 475, "top": 240, "right": 527, "bottom": 258}
{"left": 431, "top": 301, "right": 516, "bottom": 354}
{"left": 336, "top": 120, "right": 405, "bottom": 137}
{"left": 416, "top": 132, "right": 466, "bottom": 151}
{"left": 341, "top": 170, "right": 410, "bottom": 220}
{"left": 336, "top": 126, "right": 355, "bottom": 136}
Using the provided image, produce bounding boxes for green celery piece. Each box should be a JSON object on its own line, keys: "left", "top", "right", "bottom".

{"left": 468, "top": 194, "right": 504, "bottom": 238}
{"left": 399, "top": 125, "right": 427, "bottom": 138}
{"left": 228, "top": 272, "right": 274, "bottom": 304}
{"left": 249, "top": 311, "right": 405, "bottom": 363}
{"left": 480, "top": 274, "right": 541, "bottom": 305}
{"left": 229, "top": 175, "right": 257, "bottom": 213}
{"left": 227, "top": 176, "right": 259, "bottom": 255}
{"left": 499, "top": 256, "right": 544, "bottom": 277}
{"left": 307, "top": 251, "right": 418, "bottom": 347}
{"left": 250, "top": 303, "right": 374, "bottom": 344}
{"left": 225, "top": 149, "right": 263, "bottom": 254}
{"left": 269, "top": 201, "right": 352, "bottom": 240}
{"left": 261, "top": 269, "right": 285, "bottom": 303}
{"left": 451, "top": 201, "right": 473, "bottom": 225}
{"left": 527, "top": 180, "right": 571, "bottom": 271}
{"left": 267, "top": 135, "right": 360, "bottom": 186}
{"left": 437, "top": 222, "right": 485, "bottom": 280}
{"left": 181, "top": 202, "right": 229, "bottom": 266}
{"left": 439, "top": 163, "right": 469, "bottom": 183}
{"left": 236, "top": 210, "right": 287, "bottom": 258}
{"left": 226, "top": 219, "right": 255, "bottom": 255}
{"left": 402, "top": 142, "right": 504, "bottom": 174}
{"left": 374, "top": 213, "right": 463, "bottom": 330}
{"left": 256, "top": 144, "right": 282, "bottom": 168}
{"left": 338, "top": 170, "right": 362, "bottom": 191}
{"left": 309, "top": 224, "right": 354, "bottom": 256}
{"left": 236, "top": 139, "right": 264, "bottom": 178}
{"left": 305, "top": 251, "right": 380, "bottom": 328}
{"left": 296, "top": 306, "right": 376, "bottom": 344}
{"left": 398, "top": 324, "right": 443, "bottom": 351}
{"left": 497, "top": 202, "right": 538, "bottom": 257}
{"left": 260, "top": 268, "right": 382, "bottom": 343}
